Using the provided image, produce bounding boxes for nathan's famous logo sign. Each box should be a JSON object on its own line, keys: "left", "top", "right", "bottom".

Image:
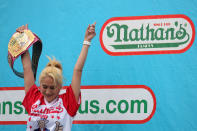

{"left": 100, "top": 14, "right": 195, "bottom": 56}
{"left": 0, "top": 85, "right": 156, "bottom": 124}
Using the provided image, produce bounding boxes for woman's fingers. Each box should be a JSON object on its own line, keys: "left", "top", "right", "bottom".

{"left": 88, "top": 23, "right": 96, "bottom": 33}
{"left": 16, "top": 27, "right": 24, "bottom": 33}
{"left": 91, "top": 22, "right": 96, "bottom": 27}
{"left": 88, "top": 29, "right": 95, "bottom": 33}
{"left": 25, "top": 24, "right": 28, "bottom": 30}
{"left": 16, "top": 24, "right": 28, "bottom": 33}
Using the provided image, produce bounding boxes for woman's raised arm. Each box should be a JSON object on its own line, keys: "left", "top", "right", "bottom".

{"left": 17, "top": 24, "right": 35, "bottom": 94}
{"left": 71, "top": 22, "right": 96, "bottom": 101}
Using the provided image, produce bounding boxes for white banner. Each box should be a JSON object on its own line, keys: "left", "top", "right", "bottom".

{"left": 0, "top": 85, "right": 156, "bottom": 124}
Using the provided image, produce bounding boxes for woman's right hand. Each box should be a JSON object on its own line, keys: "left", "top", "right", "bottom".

{"left": 16, "top": 24, "right": 28, "bottom": 33}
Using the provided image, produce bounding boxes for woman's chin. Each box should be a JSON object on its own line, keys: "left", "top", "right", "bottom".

{"left": 45, "top": 96, "right": 55, "bottom": 103}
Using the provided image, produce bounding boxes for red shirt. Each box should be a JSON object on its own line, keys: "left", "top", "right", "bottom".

{"left": 22, "top": 84, "right": 80, "bottom": 131}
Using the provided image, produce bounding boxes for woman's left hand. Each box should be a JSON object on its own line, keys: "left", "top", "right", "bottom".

{"left": 84, "top": 22, "right": 96, "bottom": 42}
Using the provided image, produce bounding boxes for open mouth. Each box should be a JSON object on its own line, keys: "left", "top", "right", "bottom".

{"left": 45, "top": 94, "right": 53, "bottom": 98}
{"left": 44, "top": 94, "right": 53, "bottom": 98}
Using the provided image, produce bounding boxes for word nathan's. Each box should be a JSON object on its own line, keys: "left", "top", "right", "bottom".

{"left": 107, "top": 22, "right": 189, "bottom": 49}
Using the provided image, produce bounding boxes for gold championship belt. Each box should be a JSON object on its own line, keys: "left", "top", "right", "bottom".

{"left": 8, "top": 29, "right": 42, "bottom": 79}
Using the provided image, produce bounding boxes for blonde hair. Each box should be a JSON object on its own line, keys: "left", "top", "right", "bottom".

{"left": 39, "top": 56, "right": 63, "bottom": 89}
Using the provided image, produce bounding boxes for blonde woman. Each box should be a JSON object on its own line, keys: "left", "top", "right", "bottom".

{"left": 17, "top": 23, "right": 96, "bottom": 131}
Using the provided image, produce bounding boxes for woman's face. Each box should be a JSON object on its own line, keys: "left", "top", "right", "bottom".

{"left": 40, "top": 76, "right": 60, "bottom": 103}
